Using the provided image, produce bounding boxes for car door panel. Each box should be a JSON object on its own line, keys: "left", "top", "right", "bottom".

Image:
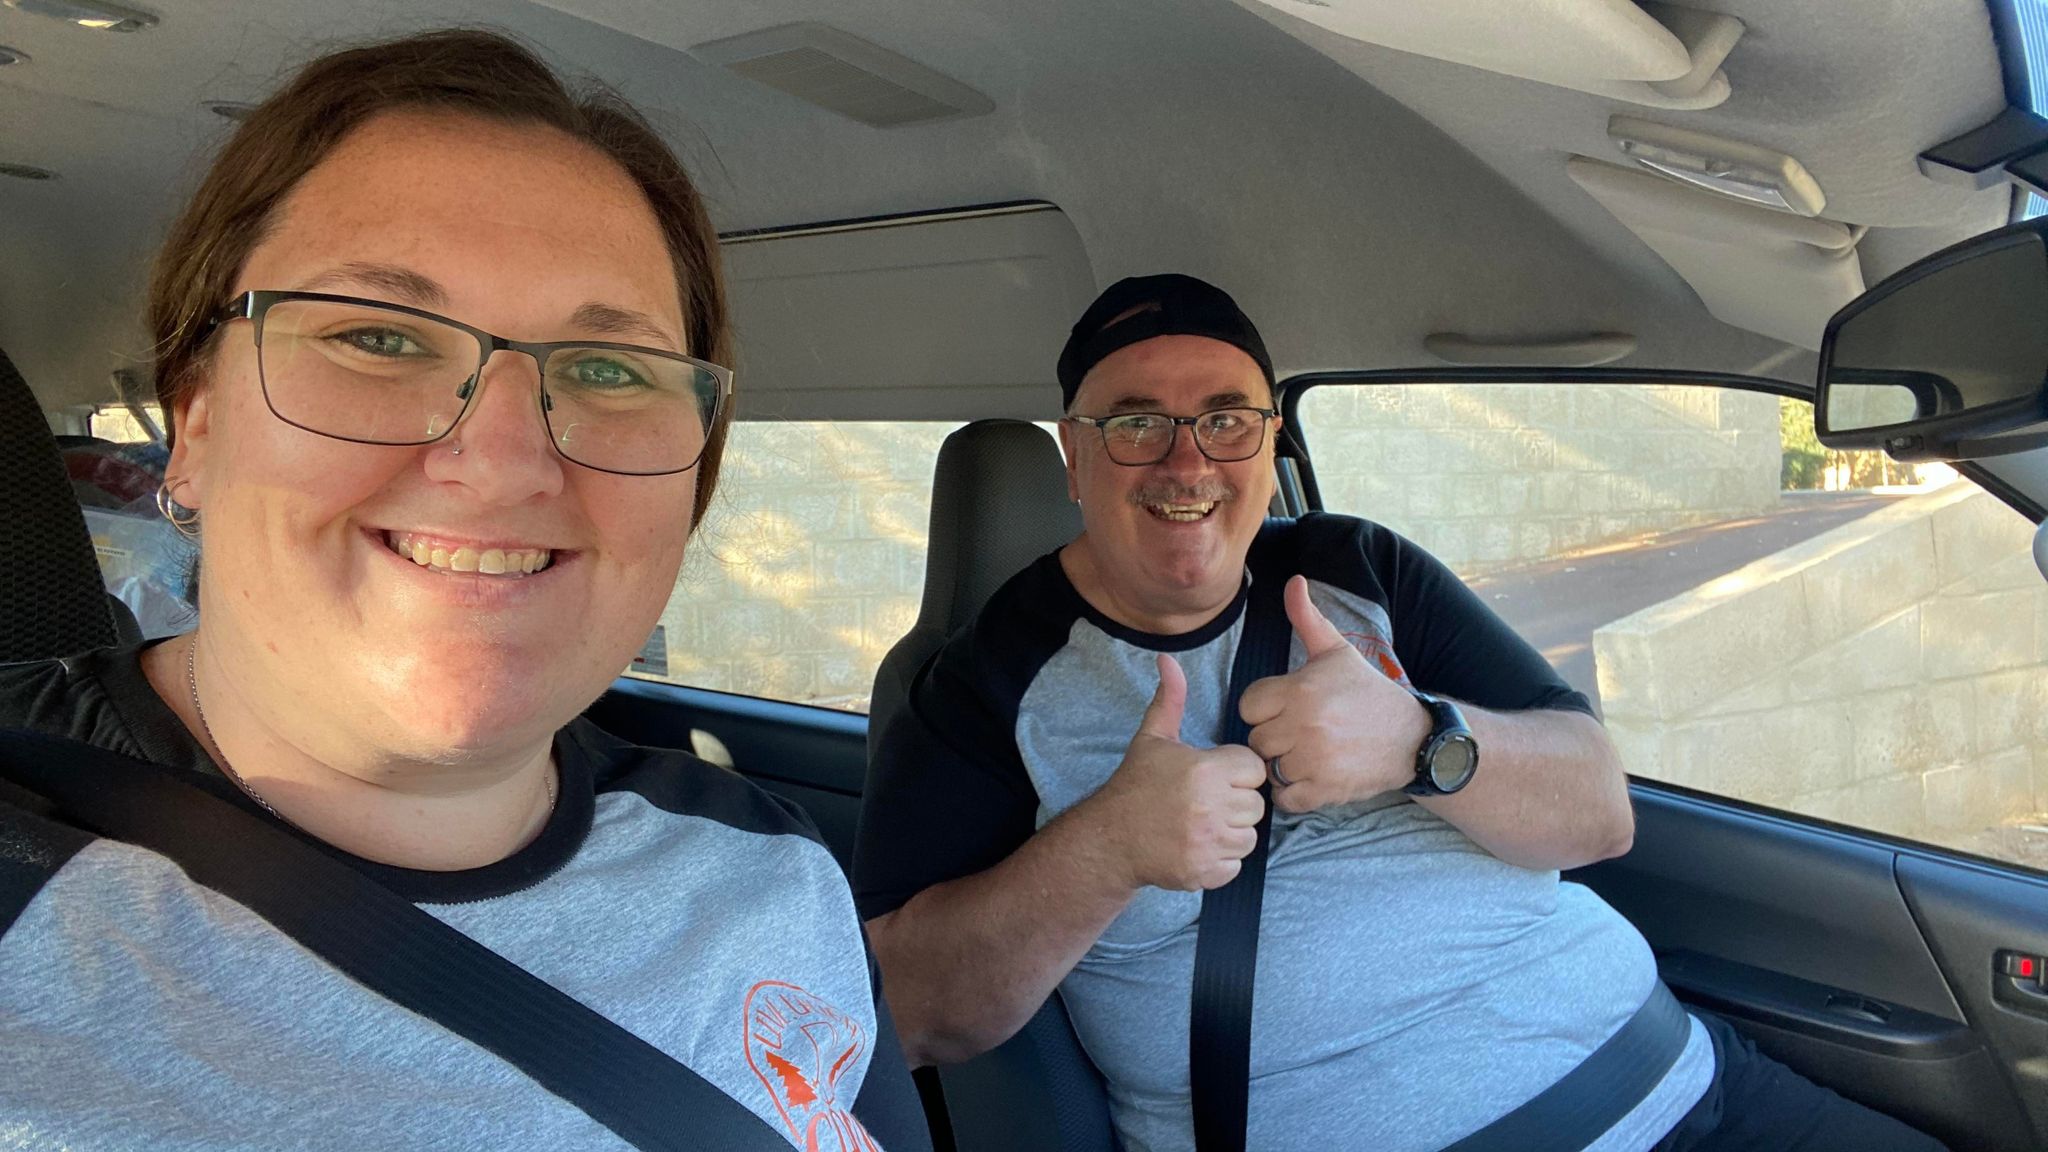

{"left": 1711, "top": 1008, "right": 2029, "bottom": 1152}
{"left": 586, "top": 678, "right": 869, "bottom": 870}
{"left": 1654, "top": 949, "right": 1976, "bottom": 1061}
{"left": 1575, "top": 786, "right": 2045, "bottom": 1151}
{"left": 1574, "top": 790, "right": 1961, "bottom": 1018}
{"left": 1897, "top": 854, "right": 2048, "bottom": 1146}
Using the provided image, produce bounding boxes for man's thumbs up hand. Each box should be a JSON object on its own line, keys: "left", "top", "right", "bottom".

{"left": 1088, "top": 654, "right": 1268, "bottom": 893}
{"left": 1239, "top": 576, "right": 1431, "bottom": 813}
{"left": 1285, "top": 572, "right": 1352, "bottom": 660}
{"left": 1134, "top": 652, "right": 1188, "bottom": 744}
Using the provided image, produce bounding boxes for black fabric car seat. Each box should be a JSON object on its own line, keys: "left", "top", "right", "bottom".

{"left": 863, "top": 419, "right": 1121, "bottom": 1152}
{"left": 0, "top": 347, "right": 124, "bottom": 662}
{"left": 867, "top": 419, "right": 1083, "bottom": 750}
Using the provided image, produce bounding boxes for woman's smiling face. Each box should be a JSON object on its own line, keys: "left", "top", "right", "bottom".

{"left": 169, "top": 107, "right": 698, "bottom": 762}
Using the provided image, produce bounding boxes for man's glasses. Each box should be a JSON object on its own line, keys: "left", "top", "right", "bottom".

{"left": 1065, "top": 407, "right": 1278, "bottom": 466}
{"left": 212, "top": 290, "right": 732, "bottom": 477}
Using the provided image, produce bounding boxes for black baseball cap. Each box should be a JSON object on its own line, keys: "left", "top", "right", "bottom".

{"left": 1056, "top": 274, "right": 1274, "bottom": 410}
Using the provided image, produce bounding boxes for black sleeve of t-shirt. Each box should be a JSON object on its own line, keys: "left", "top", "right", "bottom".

{"left": 1298, "top": 513, "right": 1594, "bottom": 716}
{"left": 852, "top": 563, "right": 1068, "bottom": 922}
{"left": 853, "top": 626, "right": 1040, "bottom": 921}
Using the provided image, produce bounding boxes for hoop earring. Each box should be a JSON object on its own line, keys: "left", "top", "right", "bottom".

{"left": 155, "top": 479, "right": 201, "bottom": 539}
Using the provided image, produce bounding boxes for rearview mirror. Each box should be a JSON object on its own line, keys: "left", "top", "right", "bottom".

{"left": 1816, "top": 220, "right": 2048, "bottom": 460}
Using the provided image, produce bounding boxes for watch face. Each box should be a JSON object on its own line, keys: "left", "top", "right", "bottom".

{"left": 1431, "top": 737, "right": 1477, "bottom": 791}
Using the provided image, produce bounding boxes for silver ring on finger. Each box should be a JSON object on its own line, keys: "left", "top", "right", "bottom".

{"left": 1269, "top": 757, "right": 1293, "bottom": 788}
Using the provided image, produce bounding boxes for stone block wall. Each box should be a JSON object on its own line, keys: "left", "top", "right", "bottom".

{"left": 644, "top": 383, "right": 1792, "bottom": 708}
{"left": 1594, "top": 484, "right": 2048, "bottom": 845}
{"left": 1300, "top": 383, "right": 1783, "bottom": 575}
{"left": 644, "top": 422, "right": 961, "bottom": 709}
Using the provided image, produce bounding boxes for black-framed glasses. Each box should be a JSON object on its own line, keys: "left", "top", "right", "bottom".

{"left": 1065, "top": 407, "right": 1278, "bottom": 466}
{"left": 211, "top": 290, "right": 732, "bottom": 477}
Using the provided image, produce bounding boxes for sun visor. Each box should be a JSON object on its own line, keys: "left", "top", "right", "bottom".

{"left": 1566, "top": 158, "right": 1863, "bottom": 350}
{"left": 1242, "top": 0, "right": 1741, "bottom": 109}
{"left": 720, "top": 204, "right": 1095, "bottom": 421}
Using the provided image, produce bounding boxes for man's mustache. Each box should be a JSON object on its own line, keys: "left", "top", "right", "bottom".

{"left": 1128, "top": 481, "right": 1236, "bottom": 505}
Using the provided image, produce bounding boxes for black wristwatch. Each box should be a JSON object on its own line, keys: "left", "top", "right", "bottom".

{"left": 1404, "top": 690, "right": 1479, "bottom": 796}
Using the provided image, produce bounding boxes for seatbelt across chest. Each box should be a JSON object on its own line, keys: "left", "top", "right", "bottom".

{"left": 0, "top": 727, "right": 797, "bottom": 1152}
{"left": 1189, "top": 520, "right": 1293, "bottom": 1152}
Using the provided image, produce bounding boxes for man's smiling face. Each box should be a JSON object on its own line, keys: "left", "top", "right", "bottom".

{"left": 1058, "top": 334, "right": 1279, "bottom": 629}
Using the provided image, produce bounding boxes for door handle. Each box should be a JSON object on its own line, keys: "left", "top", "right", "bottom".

{"left": 1824, "top": 994, "right": 1893, "bottom": 1026}
{"left": 1993, "top": 950, "right": 2048, "bottom": 1019}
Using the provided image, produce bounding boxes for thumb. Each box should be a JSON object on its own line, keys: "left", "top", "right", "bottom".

{"left": 1285, "top": 574, "right": 1350, "bottom": 659}
{"left": 1137, "top": 653, "right": 1187, "bottom": 742}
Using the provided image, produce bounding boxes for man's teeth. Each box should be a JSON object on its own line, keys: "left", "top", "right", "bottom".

{"left": 1148, "top": 501, "right": 1217, "bottom": 522}
{"left": 386, "top": 532, "right": 551, "bottom": 575}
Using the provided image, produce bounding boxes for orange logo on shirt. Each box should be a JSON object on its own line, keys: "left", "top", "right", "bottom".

{"left": 1344, "top": 630, "right": 1410, "bottom": 685}
{"left": 745, "top": 980, "right": 882, "bottom": 1151}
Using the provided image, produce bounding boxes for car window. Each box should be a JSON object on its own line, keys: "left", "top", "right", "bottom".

{"left": 1295, "top": 380, "right": 2047, "bottom": 872}
{"left": 88, "top": 403, "right": 164, "bottom": 444}
{"left": 626, "top": 420, "right": 965, "bottom": 711}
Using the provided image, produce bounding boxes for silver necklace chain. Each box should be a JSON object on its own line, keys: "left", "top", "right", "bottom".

{"left": 182, "top": 637, "right": 556, "bottom": 830}
{"left": 186, "top": 637, "right": 286, "bottom": 820}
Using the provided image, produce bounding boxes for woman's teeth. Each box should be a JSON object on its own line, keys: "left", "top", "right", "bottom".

{"left": 1147, "top": 501, "right": 1217, "bottom": 522}
{"left": 385, "top": 532, "right": 552, "bottom": 575}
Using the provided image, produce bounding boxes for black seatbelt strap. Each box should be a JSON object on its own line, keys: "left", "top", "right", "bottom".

{"left": 0, "top": 727, "right": 791, "bottom": 1152}
{"left": 1439, "top": 980, "right": 1690, "bottom": 1152}
{"left": 1189, "top": 520, "right": 1294, "bottom": 1152}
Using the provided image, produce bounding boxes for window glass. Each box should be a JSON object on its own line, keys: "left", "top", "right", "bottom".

{"left": 2013, "top": 0, "right": 2048, "bottom": 221}
{"left": 629, "top": 421, "right": 968, "bottom": 711}
{"left": 89, "top": 403, "right": 164, "bottom": 444}
{"left": 1297, "top": 382, "right": 2048, "bottom": 871}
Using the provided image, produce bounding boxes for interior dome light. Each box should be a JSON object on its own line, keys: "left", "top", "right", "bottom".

{"left": 3, "top": 0, "right": 157, "bottom": 32}
{"left": 1609, "top": 115, "right": 1826, "bottom": 216}
{"left": 0, "top": 163, "right": 57, "bottom": 181}
{"left": 0, "top": 45, "right": 30, "bottom": 65}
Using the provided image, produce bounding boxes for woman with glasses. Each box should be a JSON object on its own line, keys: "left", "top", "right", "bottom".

{"left": 0, "top": 30, "right": 924, "bottom": 1151}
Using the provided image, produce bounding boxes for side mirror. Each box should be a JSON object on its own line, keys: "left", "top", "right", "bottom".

{"left": 1816, "top": 219, "right": 2048, "bottom": 460}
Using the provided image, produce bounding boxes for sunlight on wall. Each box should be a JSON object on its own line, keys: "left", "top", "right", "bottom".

{"left": 1299, "top": 383, "right": 1782, "bottom": 577}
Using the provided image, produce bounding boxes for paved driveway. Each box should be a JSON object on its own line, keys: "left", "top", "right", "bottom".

{"left": 1471, "top": 491, "right": 1900, "bottom": 715}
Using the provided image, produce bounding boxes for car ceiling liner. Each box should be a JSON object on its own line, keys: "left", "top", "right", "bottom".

{"left": 719, "top": 203, "right": 1095, "bottom": 421}
{"left": 692, "top": 23, "right": 995, "bottom": 129}
{"left": 1242, "top": 0, "right": 1743, "bottom": 109}
{"left": 1422, "top": 332, "right": 1638, "bottom": 368}
{"left": 1240, "top": 0, "right": 1875, "bottom": 349}
{"left": 1567, "top": 156, "right": 1862, "bottom": 351}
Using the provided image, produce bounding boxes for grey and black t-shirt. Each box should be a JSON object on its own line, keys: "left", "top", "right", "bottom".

{"left": 0, "top": 644, "right": 924, "bottom": 1151}
{"left": 856, "top": 512, "right": 1712, "bottom": 1152}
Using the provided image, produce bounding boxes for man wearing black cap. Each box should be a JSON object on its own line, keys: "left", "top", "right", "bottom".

{"left": 854, "top": 276, "right": 1946, "bottom": 1152}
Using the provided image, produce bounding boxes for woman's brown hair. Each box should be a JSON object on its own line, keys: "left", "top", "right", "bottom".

{"left": 147, "top": 28, "right": 732, "bottom": 523}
